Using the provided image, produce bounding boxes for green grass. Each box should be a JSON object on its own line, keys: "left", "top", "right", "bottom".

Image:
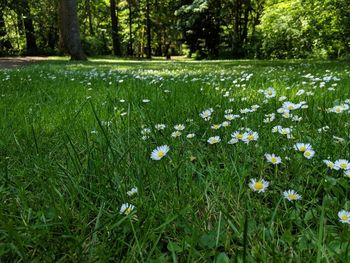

{"left": 1, "top": 58, "right": 350, "bottom": 262}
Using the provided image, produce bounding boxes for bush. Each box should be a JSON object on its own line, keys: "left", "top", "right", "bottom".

{"left": 81, "top": 36, "right": 110, "bottom": 56}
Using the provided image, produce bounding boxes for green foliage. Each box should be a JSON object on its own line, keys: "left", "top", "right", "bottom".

{"left": 1, "top": 0, "right": 350, "bottom": 58}
{"left": 258, "top": 0, "right": 350, "bottom": 59}
{"left": 81, "top": 35, "right": 110, "bottom": 56}
{"left": 176, "top": 0, "right": 221, "bottom": 58}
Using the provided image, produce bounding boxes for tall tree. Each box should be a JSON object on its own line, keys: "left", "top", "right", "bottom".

{"left": 127, "top": 0, "right": 133, "bottom": 56}
{"left": 58, "top": 0, "right": 87, "bottom": 60}
{"left": 146, "top": 0, "right": 151, "bottom": 58}
{"left": 110, "top": 0, "right": 121, "bottom": 56}
{"left": 85, "top": 0, "right": 94, "bottom": 35}
{"left": 19, "top": 0, "right": 38, "bottom": 54}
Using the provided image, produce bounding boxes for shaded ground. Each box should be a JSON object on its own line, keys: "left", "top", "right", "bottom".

{"left": 0, "top": 56, "right": 48, "bottom": 69}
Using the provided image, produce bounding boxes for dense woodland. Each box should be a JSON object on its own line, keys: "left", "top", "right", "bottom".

{"left": 0, "top": 0, "right": 349, "bottom": 60}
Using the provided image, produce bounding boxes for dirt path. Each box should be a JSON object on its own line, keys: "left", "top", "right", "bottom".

{"left": 0, "top": 56, "right": 48, "bottom": 69}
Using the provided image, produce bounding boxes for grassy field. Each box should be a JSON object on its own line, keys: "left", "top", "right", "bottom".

{"left": 1, "top": 59, "right": 350, "bottom": 262}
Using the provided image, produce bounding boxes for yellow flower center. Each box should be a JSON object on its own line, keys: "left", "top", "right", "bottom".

{"left": 125, "top": 207, "right": 132, "bottom": 215}
{"left": 300, "top": 146, "right": 306, "bottom": 152}
{"left": 237, "top": 134, "right": 243, "bottom": 139}
{"left": 341, "top": 215, "right": 349, "bottom": 221}
{"left": 267, "top": 91, "right": 272, "bottom": 95}
{"left": 329, "top": 163, "right": 334, "bottom": 168}
{"left": 271, "top": 157, "right": 277, "bottom": 163}
{"left": 255, "top": 182, "right": 263, "bottom": 190}
{"left": 248, "top": 134, "right": 254, "bottom": 141}
{"left": 336, "top": 108, "right": 341, "bottom": 113}
{"left": 212, "top": 139, "right": 218, "bottom": 143}
{"left": 340, "top": 163, "right": 347, "bottom": 169}
{"left": 157, "top": 151, "right": 165, "bottom": 158}
{"left": 288, "top": 105, "right": 294, "bottom": 109}
{"left": 304, "top": 151, "right": 311, "bottom": 156}
{"left": 288, "top": 194, "right": 298, "bottom": 200}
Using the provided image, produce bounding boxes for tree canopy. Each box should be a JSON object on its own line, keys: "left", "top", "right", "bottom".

{"left": 0, "top": 0, "right": 349, "bottom": 59}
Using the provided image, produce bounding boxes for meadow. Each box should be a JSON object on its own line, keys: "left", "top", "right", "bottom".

{"left": 1, "top": 59, "right": 350, "bottom": 262}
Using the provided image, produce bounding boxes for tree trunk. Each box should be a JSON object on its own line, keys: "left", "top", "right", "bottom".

{"left": 232, "top": 0, "right": 243, "bottom": 58}
{"left": 146, "top": 0, "right": 151, "bottom": 58}
{"left": 154, "top": 0, "right": 162, "bottom": 56}
{"left": 21, "top": 0, "right": 38, "bottom": 54}
{"left": 165, "top": 41, "right": 171, "bottom": 59}
{"left": 0, "top": 9, "right": 12, "bottom": 50}
{"left": 85, "top": 0, "right": 94, "bottom": 35}
{"left": 241, "top": 0, "right": 251, "bottom": 45}
{"left": 127, "top": 1, "right": 133, "bottom": 56}
{"left": 110, "top": 0, "right": 121, "bottom": 56}
{"left": 58, "top": 0, "right": 87, "bottom": 60}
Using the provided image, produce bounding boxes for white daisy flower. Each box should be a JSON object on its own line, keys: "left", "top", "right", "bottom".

{"left": 279, "top": 96, "right": 287, "bottom": 101}
{"left": 279, "top": 127, "right": 292, "bottom": 136}
{"left": 272, "top": 125, "right": 282, "bottom": 133}
{"left": 155, "top": 124, "right": 166, "bottom": 130}
{"left": 240, "top": 108, "right": 251, "bottom": 114}
{"left": 207, "top": 136, "right": 221, "bottom": 144}
{"left": 296, "top": 89, "right": 305, "bottom": 96}
{"left": 303, "top": 149, "right": 315, "bottom": 159}
{"left": 282, "top": 112, "right": 291, "bottom": 118}
{"left": 231, "top": 131, "right": 244, "bottom": 140}
{"left": 242, "top": 131, "right": 259, "bottom": 144}
{"left": 264, "top": 88, "right": 276, "bottom": 98}
{"left": 263, "top": 113, "right": 275, "bottom": 123}
{"left": 283, "top": 190, "right": 302, "bottom": 201}
{"left": 221, "top": 121, "right": 231, "bottom": 127}
{"left": 277, "top": 107, "right": 289, "bottom": 114}
{"left": 283, "top": 101, "right": 301, "bottom": 111}
{"left": 225, "top": 114, "right": 235, "bottom": 120}
{"left": 338, "top": 210, "right": 350, "bottom": 224}
{"left": 335, "top": 159, "right": 350, "bottom": 170}
{"left": 292, "top": 115, "right": 302, "bottom": 122}
{"left": 186, "top": 133, "right": 195, "bottom": 139}
{"left": 323, "top": 160, "right": 340, "bottom": 170}
{"left": 331, "top": 106, "right": 344, "bottom": 114}
{"left": 141, "top": 128, "right": 151, "bottom": 135}
{"left": 265, "top": 153, "right": 282, "bottom": 165}
{"left": 127, "top": 187, "right": 138, "bottom": 196}
{"left": 228, "top": 138, "right": 239, "bottom": 144}
{"left": 294, "top": 143, "right": 312, "bottom": 152}
{"left": 120, "top": 203, "right": 135, "bottom": 215}
{"left": 150, "top": 145, "right": 170, "bottom": 160}
{"left": 199, "top": 109, "right": 212, "bottom": 120}
{"left": 333, "top": 136, "right": 345, "bottom": 144}
{"left": 249, "top": 178, "right": 269, "bottom": 193}
{"left": 211, "top": 124, "right": 221, "bottom": 130}
{"left": 174, "top": 124, "right": 185, "bottom": 131}
{"left": 171, "top": 131, "right": 182, "bottom": 137}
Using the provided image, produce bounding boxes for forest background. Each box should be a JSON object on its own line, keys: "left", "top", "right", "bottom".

{"left": 1, "top": 0, "right": 350, "bottom": 60}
